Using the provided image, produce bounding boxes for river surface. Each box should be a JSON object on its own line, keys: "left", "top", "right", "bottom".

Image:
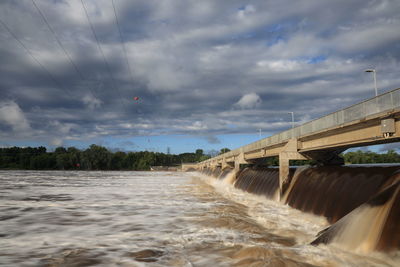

{"left": 0, "top": 170, "right": 398, "bottom": 266}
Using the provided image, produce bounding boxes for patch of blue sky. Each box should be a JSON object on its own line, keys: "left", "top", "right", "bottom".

{"left": 267, "top": 35, "right": 285, "bottom": 46}
{"left": 232, "top": 29, "right": 284, "bottom": 44}
{"left": 62, "top": 131, "right": 400, "bottom": 154}
{"left": 230, "top": 24, "right": 274, "bottom": 41}
{"left": 347, "top": 144, "right": 400, "bottom": 153}
{"left": 231, "top": 32, "right": 256, "bottom": 40}
{"left": 226, "top": 124, "right": 238, "bottom": 129}
{"left": 266, "top": 23, "right": 283, "bottom": 33}
{"left": 0, "top": 140, "right": 47, "bottom": 149}
{"left": 8, "top": 131, "right": 398, "bottom": 155}
{"left": 98, "top": 133, "right": 275, "bottom": 154}
{"left": 231, "top": 21, "right": 295, "bottom": 45}
{"left": 264, "top": 18, "right": 309, "bottom": 47}
{"left": 264, "top": 23, "right": 292, "bottom": 46}
{"left": 308, "top": 55, "right": 327, "bottom": 64}
{"left": 293, "top": 55, "right": 327, "bottom": 64}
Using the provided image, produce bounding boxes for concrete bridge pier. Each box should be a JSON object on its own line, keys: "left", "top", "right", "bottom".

{"left": 278, "top": 139, "right": 307, "bottom": 199}
{"left": 278, "top": 139, "right": 347, "bottom": 199}
{"left": 234, "top": 151, "right": 248, "bottom": 173}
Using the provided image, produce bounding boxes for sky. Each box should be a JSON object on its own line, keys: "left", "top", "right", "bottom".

{"left": 0, "top": 0, "right": 400, "bottom": 154}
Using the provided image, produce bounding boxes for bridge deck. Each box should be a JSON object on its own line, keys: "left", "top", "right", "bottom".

{"left": 200, "top": 88, "right": 400, "bottom": 166}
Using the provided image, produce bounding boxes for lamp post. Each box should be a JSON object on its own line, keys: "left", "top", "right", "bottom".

{"left": 365, "top": 69, "right": 378, "bottom": 96}
{"left": 288, "top": 112, "right": 294, "bottom": 128}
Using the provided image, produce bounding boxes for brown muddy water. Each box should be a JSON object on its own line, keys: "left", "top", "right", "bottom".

{"left": 0, "top": 170, "right": 398, "bottom": 266}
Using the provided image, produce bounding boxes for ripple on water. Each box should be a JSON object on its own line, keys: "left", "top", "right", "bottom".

{"left": 39, "top": 248, "right": 105, "bottom": 267}
{"left": 127, "top": 248, "right": 165, "bottom": 262}
{"left": 0, "top": 215, "right": 19, "bottom": 221}
{"left": 22, "top": 194, "right": 74, "bottom": 202}
{"left": 232, "top": 246, "right": 319, "bottom": 267}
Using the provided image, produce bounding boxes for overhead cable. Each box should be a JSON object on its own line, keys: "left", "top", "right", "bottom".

{"left": 0, "top": 18, "right": 72, "bottom": 97}
{"left": 80, "top": 0, "right": 126, "bottom": 109}
{"left": 31, "top": 0, "right": 99, "bottom": 99}
{"left": 111, "top": 0, "right": 135, "bottom": 87}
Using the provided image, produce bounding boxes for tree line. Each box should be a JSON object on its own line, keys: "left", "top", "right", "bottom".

{"left": 342, "top": 150, "right": 400, "bottom": 164}
{"left": 1, "top": 146, "right": 399, "bottom": 170}
{"left": 0, "top": 145, "right": 210, "bottom": 170}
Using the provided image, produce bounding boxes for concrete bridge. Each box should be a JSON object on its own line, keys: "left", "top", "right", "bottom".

{"left": 197, "top": 87, "right": 400, "bottom": 197}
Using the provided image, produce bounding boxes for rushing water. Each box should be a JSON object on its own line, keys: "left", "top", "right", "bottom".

{"left": 0, "top": 170, "right": 398, "bottom": 266}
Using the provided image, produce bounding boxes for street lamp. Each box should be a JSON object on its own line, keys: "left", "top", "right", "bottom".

{"left": 288, "top": 112, "right": 294, "bottom": 129}
{"left": 365, "top": 69, "right": 378, "bottom": 96}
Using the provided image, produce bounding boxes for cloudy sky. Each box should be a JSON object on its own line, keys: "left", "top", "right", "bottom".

{"left": 0, "top": 0, "right": 399, "bottom": 153}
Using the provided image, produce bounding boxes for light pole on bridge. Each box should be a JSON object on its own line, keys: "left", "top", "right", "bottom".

{"left": 288, "top": 112, "right": 295, "bottom": 129}
{"left": 365, "top": 69, "right": 378, "bottom": 96}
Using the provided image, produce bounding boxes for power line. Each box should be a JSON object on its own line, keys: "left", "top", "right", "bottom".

{"left": 0, "top": 18, "right": 72, "bottom": 98}
{"left": 80, "top": 0, "right": 126, "bottom": 109}
{"left": 111, "top": 0, "right": 135, "bottom": 87}
{"left": 31, "top": 0, "right": 98, "bottom": 99}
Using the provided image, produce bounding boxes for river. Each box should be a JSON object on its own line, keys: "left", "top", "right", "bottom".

{"left": 0, "top": 170, "right": 398, "bottom": 266}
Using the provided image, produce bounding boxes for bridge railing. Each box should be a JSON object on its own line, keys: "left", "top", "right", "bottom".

{"left": 202, "top": 88, "right": 400, "bottom": 164}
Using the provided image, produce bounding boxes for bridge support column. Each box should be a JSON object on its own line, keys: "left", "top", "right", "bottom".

{"left": 279, "top": 139, "right": 307, "bottom": 200}
{"left": 278, "top": 156, "right": 289, "bottom": 197}
{"left": 234, "top": 161, "right": 240, "bottom": 173}
{"left": 234, "top": 152, "right": 248, "bottom": 173}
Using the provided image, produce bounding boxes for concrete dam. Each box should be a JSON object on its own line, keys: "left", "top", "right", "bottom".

{"left": 195, "top": 87, "right": 400, "bottom": 253}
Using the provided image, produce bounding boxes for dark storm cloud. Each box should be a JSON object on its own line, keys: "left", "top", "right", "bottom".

{"left": 0, "top": 0, "right": 400, "bottom": 146}
{"left": 205, "top": 135, "right": 221, "bottom": 145}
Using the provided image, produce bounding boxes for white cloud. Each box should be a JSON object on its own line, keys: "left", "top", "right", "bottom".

{"left": 82, "top": 94, "right": 103, "bottom": 109}
{"left": 257, "top": 60, "right": 302, "bottom": 72}
{"left": 205, "top": 135, "right": 220, "bottom": 144}
{"left": 0, "top": 101, "right": 31, "bottom": 132}
{"left": 50, "top": 138, "right": 63, "bottom": 147}
{"left": 238, "top": 5, "right": 256, "bottom": 19}
{"left": 49, "top": 120, "right": 73, "bottom": 134}
{"left": 234, "top": 93, "right": 262, "bottom": 109}
{"left": 334, "top": 23, "right": 400, "bottom": 53}
{"left": 185, "top": 121, "right": 208, "bottom": 131}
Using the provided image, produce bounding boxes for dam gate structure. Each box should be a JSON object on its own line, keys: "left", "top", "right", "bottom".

{"left": 197, "top": 87, "right": 400, "bottom": 198}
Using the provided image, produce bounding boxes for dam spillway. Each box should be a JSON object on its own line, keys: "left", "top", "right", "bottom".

{"left": 193, "top": 87, "right": 400, "bottom": 255}
{"left": 200, "top": 165, "right": 400, "bottom": 253}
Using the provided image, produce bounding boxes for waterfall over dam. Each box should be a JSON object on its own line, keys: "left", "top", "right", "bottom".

{"left": 200, "top": 165, "right": 400, "bottom": 253}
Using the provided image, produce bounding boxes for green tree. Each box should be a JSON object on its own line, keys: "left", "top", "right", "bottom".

{"left": 30, "top": 153, "right": 57, "bottom": 169}
{"left": 82, "top": 145, "right": 111, "bottom": 170}
{"left": 219, "top": 148, "right": 231, "bottom": 155}
{"left": 67, "top": 147, "right": 81, "bottom": 169}
{"left": 110, "top": 151, "right": 127, "bottom": 170}
{"left": 54, "top": 147, "right": 67, "bottom": 154}
{"left": 195, "top": 149, "right": 203, "bottom": 156}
